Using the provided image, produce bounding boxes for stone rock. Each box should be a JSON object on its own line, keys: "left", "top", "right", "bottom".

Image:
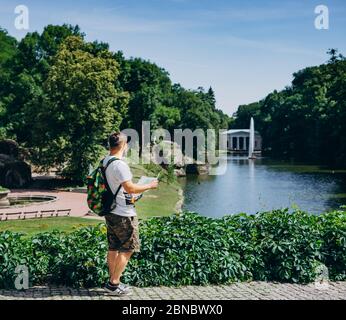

{"left": 174, "top": 168, "right": 186, "bottom": 177}
{"left": 197, "top": 164, "right": 209, "bottom": 175}
{"left": 0, "top": 142, "right": 32, "bottom": 188}
{"left": 0, "top": 159, "right": 32, "bottom": 188}
{"left": 185, "top": 163, "right": 209, "bottom": 175}
{"left": 0, "top": 139, "right": 19, "bottom": 158}
{"left": 0, "top": 189, "right": 10, "bottom": 207}
{"left": 185, "top": 163, "right": 198, "bottom": 174}
{"left": 151, "top": 140, "right": 185, "bottom": 167}
{"left": 146, "top": 140, "right": 211, "bottom": 175}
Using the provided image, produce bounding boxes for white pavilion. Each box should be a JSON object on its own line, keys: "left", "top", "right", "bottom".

{"left": 223, "top": 119, "right": 262, "bottom": 155}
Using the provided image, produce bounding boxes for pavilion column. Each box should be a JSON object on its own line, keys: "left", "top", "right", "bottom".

{"left": 236, "top": 136, "right": 239, "bottom": 150}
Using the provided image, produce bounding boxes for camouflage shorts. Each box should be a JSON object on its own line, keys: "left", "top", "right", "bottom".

{"left": 105, "top": 214, "right": 140, "bottom": 252}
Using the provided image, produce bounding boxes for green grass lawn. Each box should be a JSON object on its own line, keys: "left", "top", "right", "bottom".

{"left": 136, "top": 184, "right": 181, "bottom": 218}
{"left": 0, "top": 217, "right": 101, "bottom": 236}
{"left": 53, "top": 161, "right": 182, "bottom": 219}
{"left": 0, "top": 162, "right": 183, "bottom": 235}
{"left": 129, "top": 163, "right": 182, "bottom": 219}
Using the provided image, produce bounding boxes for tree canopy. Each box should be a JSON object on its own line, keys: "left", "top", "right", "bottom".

{"left": 231, "top": 49, "right": 346, "bottom": 167}
{"left": 0, "top": 25, "right": 230, "bottom": 181}
{"left": 30, "top": 36, "right": 129, "bottom": 180}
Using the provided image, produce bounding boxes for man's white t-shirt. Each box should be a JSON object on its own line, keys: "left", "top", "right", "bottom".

{"left": 102, "top": 155, "right": 136, "bottom": 217}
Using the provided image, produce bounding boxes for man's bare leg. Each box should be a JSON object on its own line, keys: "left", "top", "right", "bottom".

{"left": 107, "top": 250, "right": 119, "bottom": 283}
{"left": 110, "top": 251, "right": 134, "bottom": 285}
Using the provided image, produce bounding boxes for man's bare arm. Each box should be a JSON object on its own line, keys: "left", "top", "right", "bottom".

{"left": 122, "top": 180, "right": 158, "bottom": 194}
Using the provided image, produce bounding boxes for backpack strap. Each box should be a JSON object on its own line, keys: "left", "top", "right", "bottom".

{"left": 110, "top": 184, "right": 122, "bottom": 211}
{"left": 101, "top": 157, "right": 122, "bottom": 206}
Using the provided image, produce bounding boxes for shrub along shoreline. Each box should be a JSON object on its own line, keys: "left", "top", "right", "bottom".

{"left": 0, "top": 209, "right": 345, "bottom": 289}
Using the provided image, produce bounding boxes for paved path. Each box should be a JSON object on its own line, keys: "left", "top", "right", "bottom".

{"left": 1, "top": 282, "right": 345, "bottom": 300}
{"left": 0, "top": 189, "right": 91, "bottom": 218}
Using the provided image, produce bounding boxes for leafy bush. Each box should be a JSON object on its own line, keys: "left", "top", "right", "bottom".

{"left": 0, "top": 209, "right": 345, "bottom": 289}
{"left": 319, "top": 211, "right": 346, "bottom": 280}
{"left": 0, "top": 231, "right": 30, "bottom": 288}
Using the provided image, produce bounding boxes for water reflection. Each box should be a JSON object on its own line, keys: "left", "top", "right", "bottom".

{"left": 180, "top": 156, "right": 346, "bottom": 218}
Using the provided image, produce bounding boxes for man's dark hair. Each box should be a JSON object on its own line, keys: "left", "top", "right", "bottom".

{"left": 108, "top": 132, "right": 127, "bottom": 149}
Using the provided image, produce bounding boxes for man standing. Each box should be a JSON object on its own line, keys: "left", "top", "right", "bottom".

{"left": 103, "top": 132, "right": 158, "bottom": 296}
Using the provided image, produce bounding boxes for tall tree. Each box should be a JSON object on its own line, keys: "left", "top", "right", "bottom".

{"left": 0, "top": 28, "right": 18, "bottom": 139}
{"left": 29, "top": 36, "right": 128, "bottom": 181}
{"left": 231, "top": 49, "right": 346, "bottom": 167}
{"left": 0, "top": 24, "right": 84, "bottom": 143}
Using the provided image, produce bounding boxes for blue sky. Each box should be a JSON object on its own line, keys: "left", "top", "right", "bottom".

{"left": 0, "top": 0, "right": 345, "bottom": 115}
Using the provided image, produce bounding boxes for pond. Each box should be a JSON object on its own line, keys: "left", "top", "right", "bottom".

{"left": 180, "top": 156, "right": 346, "bottom": 218}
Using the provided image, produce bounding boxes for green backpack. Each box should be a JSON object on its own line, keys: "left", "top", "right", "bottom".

{"left": 86, "top": 157, "right": 122, "bottom": 216}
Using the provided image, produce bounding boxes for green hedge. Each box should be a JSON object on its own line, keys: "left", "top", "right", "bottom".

{"left": 0, "top": 209, "right": 345, "bottom": 288}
